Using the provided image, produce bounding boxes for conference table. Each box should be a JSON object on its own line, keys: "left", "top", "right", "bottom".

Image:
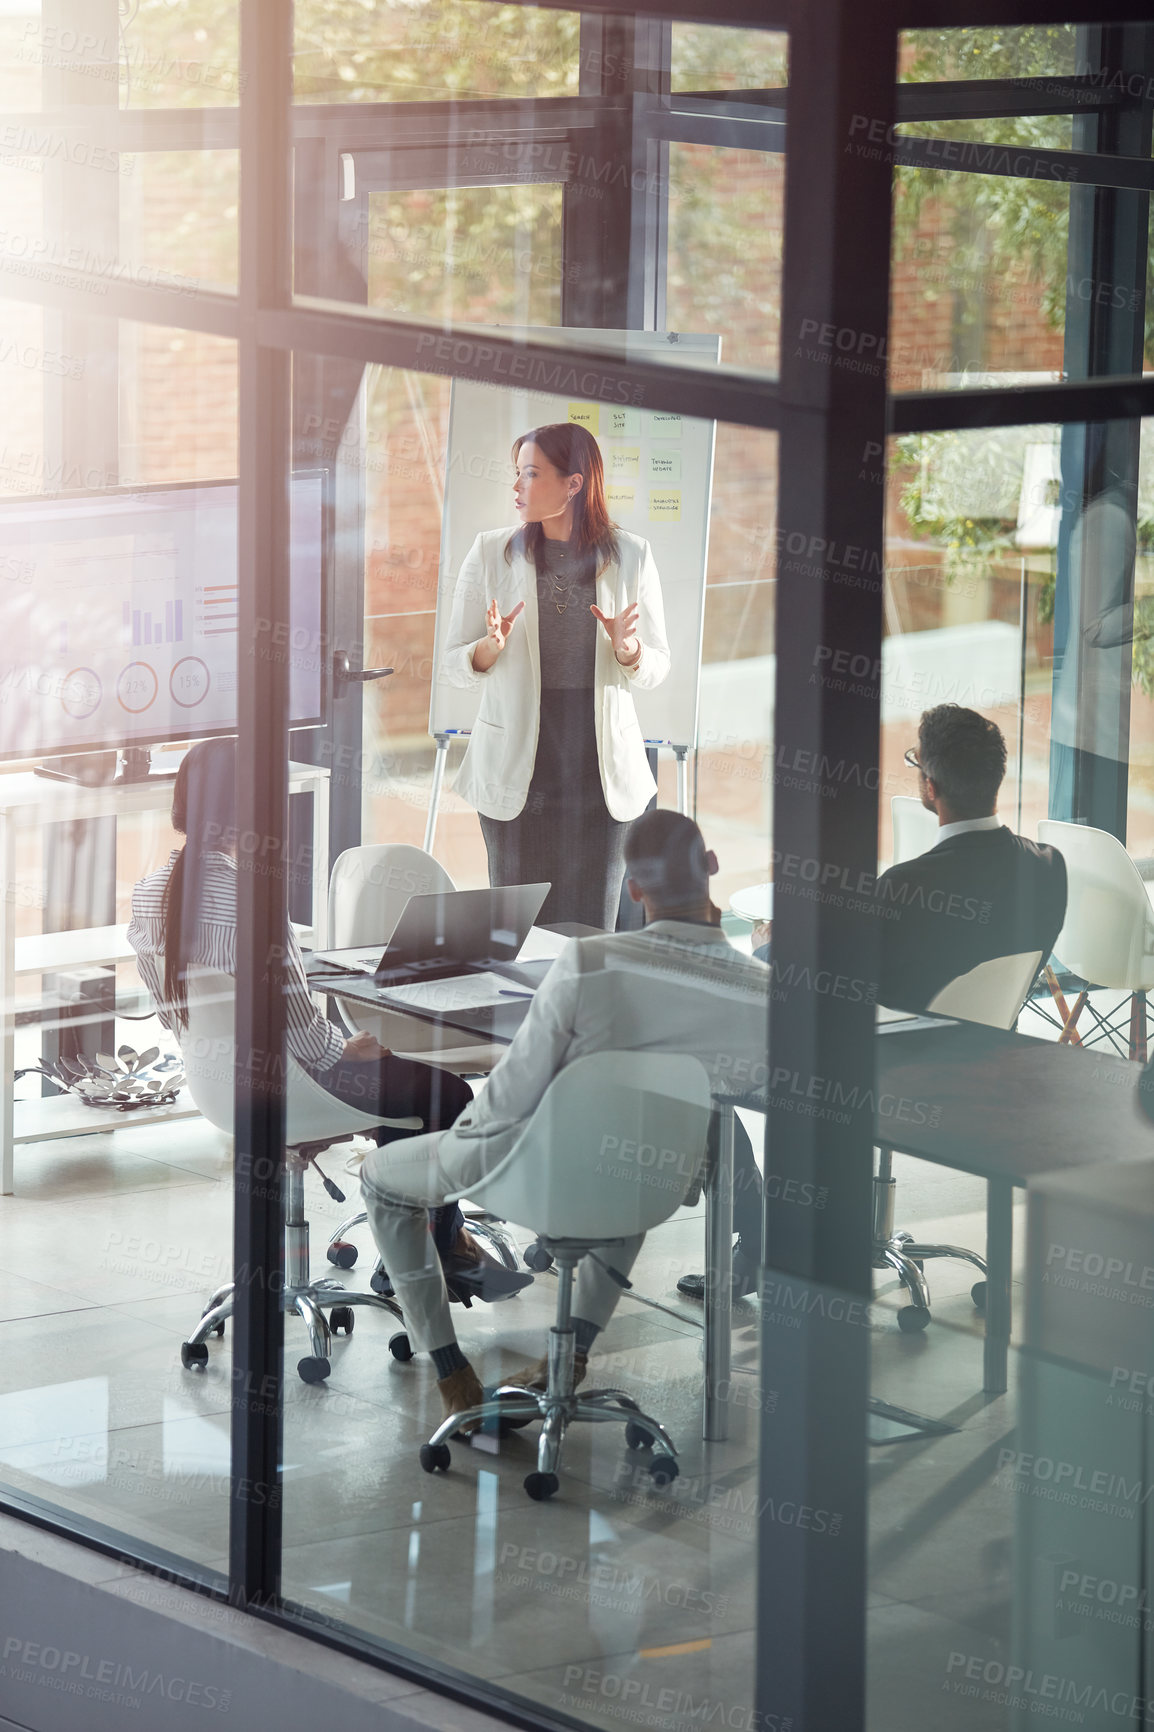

{"left": 875, "top": 1017, "right": 1153, "bottom": 1393}
{"left": 308, "top": 940, "right": 1154, "bottom": 1438}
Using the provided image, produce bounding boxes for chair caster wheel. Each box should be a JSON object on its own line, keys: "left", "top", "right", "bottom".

{"left": 298, "top": 1355, "right": 331, "bottom": 1383}
{"left": 420, "top": 1442, "right": 451, "bottom": 1473}
{"left": 181, "top": 1341, "right": 209, "bottom": 1371}
{"left": 524, "top": 1241, "right": 554, "bottom": 1273}
{"left": 625, "top": 1422, "right": 654, "bottom": 1450}
{"left": 389, "top": 1333, "right": 413, "bottom": 1362}
{"left": 370, "top": 1265, "right": 395, "bottom": 1298}
{"left": 524, "top": 1471, "right": 559, "bottom": 1501}
{"left": 649, "top": 1455, "right": 679, "bottom": 1487}
{"left": 330, "top": 1306, "right": 354, "bottom": 1335}
{"left": 327, "top": 1241, "right": 357, "bottom": 1269}
{"left": 897, "top": 1306, "right": 931, "bottom": 1333}
{"left": 971, "top": 1281, "right": 987, "bottom": 1312}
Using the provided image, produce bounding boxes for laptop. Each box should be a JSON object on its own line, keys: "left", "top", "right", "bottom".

{"left": 310, "top": 883, "right": 551, "bottom": 984}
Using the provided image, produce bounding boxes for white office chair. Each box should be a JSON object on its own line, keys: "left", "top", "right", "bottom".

{"left": 322, "top": 841, "right": 514, "bottom": 1277}
{"left": 889, "top": 795, "right": 940, "bottom": 866}
{"left": 418, "top": 1050, "right": 713, "bottom": 1501}
{"left": 874, "top": 948, "right": 1044, "bottom": 1331}
{"left": 177, "top": 968, "right": 421, "bottom": 1383}
{"left": 325, "top": 842, "right": 501, "bottom": 1067}
{"left": 328, "top": 841, "right": 455, "bottom": 950}
{"left": 1037, "top": 818, "right": 1154, "bottom": 1059}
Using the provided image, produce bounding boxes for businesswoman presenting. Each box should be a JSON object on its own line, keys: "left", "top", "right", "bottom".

{"left": 443, "top": 423, "right": 670, "bottom": 928}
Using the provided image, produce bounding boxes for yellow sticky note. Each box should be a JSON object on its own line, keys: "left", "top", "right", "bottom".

{"left": 605, "top": 408, "right": 641, "bottom": 437}
{"left": 649, "top": 490, "right": 681, "bottom": 522}
{"left": 568, "top": 402, "right": 599, "bottom": 434}
{"left": 609, "top": 446, "right": 640, "bottom": 481}
{"left": 648, "top": 449, "right": 681, "bottom": 484}
{"left": 607, "top": 484, "right": 635, "bottom": 513}
{"left": 648, "top": 412, "right": 682, "bottom": 440}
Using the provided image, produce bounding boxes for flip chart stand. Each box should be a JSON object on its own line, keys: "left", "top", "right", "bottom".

{"left": 423, "top": 733, "right": 452, "bottom": 854}
{"left": 673, "top": 744, "right": 690, "bottom": 817}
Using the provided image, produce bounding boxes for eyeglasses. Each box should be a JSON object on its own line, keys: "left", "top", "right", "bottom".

{"left": 903, "top": 747, "right": 923, "bottom": 771}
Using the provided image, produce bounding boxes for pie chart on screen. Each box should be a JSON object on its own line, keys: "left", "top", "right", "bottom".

{"left": 117, "top": 662, "right": 158, "bottom": 713}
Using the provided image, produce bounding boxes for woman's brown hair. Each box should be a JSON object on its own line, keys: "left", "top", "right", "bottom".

{"left": 505, "top": 423, "right": 619, "bottom": 573}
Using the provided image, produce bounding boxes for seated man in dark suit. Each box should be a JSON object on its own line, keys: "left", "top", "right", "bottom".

{"left": 877, "top": 704, "right": 1067, "bottom": 1013}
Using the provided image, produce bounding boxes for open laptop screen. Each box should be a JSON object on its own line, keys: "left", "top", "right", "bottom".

{"left": 374, "top": 884, "right": 550, "bottom": 975}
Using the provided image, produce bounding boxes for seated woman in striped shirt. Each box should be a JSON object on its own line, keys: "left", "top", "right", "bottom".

{"left": 127, "top": 736, "right": 529, "bottom": 1309}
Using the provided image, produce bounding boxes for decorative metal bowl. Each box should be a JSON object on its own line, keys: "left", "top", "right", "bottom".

{"left": 18, "top": 1044, "right": 185, "bottom": 1111}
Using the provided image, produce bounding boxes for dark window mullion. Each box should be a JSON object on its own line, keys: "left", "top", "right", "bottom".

{"left": 231, "top": 0, "right": 294, "bottom": 1611}
{"left": 759, "top": 0, "right": 892, "bottom": 1726}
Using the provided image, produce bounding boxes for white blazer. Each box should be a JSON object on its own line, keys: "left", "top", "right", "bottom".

{"left": 426, "top": 923, "right": 771, "bottom": 1195}
{"left": 441, "top": 526, "right": 670, "bottom": 823}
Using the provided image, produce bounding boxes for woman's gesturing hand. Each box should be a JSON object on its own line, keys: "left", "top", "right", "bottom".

{"left": 591, "top": 600, "right": 641, "bottom": 666}
{"left": 472, "top": 599, "right": 525, "bottom": 672}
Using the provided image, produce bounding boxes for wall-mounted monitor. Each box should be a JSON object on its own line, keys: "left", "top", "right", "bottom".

{"left": 0, "top": 474, "right": 325, "bottom": 764}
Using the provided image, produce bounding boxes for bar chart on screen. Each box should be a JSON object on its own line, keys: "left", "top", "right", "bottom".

{"left": 124, "top": 598, "right": 186, "bottom": 647}
{"left": 195, "top": 584, "right": 238, "bottom": 639}
{"left": 0, "top": 476, "right": 324, "bottom": 759}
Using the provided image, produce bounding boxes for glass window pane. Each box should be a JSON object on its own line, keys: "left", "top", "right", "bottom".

{"left": 367, "top": 184, "right": 563, "bottom": 328}
{"left": 883, "top": 415, "right": 1154, "bottom": 858}
{"left": 899, "top": 25, "right": 1078, "bottom": 82}
{"left": 667, "top": 143, "right": 783, "bottom": 375}
{"left": 891, "top": 31, "right": 1154, "bottom": 393}
{"left": 0, "top": 6, "right": 43, "bottom": 110}
{"left": 0, "top": 297, "right": 46, "bottom": 497}
{"left": 894, "top": 113, "right": 1075, "bottom": 150}
{"left": 874, "top": 415, "right": 1154, "bottom": 1724}
{"left": 1125, "top": 421, "right": 1154, "bottom": 855}
{"left": 0, "top": 76, "right": 236, "bottom": 300}
{"left": 890, "top": 166, "right": 1070, "bottom": 391}
{"left": 883, "top": 424, "right": 1058, "bottom": 858}
{"left": 293, "top": 20, "right": 783, "bottom": 392}
{"left": 120, "top": 151, "right": 239, "bottom": 293}
{"left": 0, "top": 313, "right": 241, "bottom": 1575}
{"left": 120, "top": 323, "right": 238, "bottom": 486}
{"left": 671, "top": 25, "right": 788, "bottom": 93}
{"left": 120, "top": 2, "right": 240, "bottom": 108}
{"left": 293, "top": 1, "right": 579, "bottom": 104}
{"left": 284, "top": 349, "right": 774, "bottom": 1732}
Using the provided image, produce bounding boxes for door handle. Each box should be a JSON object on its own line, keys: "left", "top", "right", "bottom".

{"left": 333, "top": 651, "right": 394, "bottom": 689}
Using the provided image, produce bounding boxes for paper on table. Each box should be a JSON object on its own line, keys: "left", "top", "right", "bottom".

{"left": 515, "top": 926, "right": 570, "bottom": 963}
{"left": 381, "top": 972, "right": 526, "bottom": 1013}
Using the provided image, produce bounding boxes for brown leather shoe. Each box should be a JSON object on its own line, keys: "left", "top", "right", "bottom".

{"left": 502, "top": 1349, "right": 588, "bottom": 1394}
{"left": 450, "top": 1227, "right": 483, "bottom": 1264}
{"left": 436, "top": 1363, "right": 485, "bottom": 1435}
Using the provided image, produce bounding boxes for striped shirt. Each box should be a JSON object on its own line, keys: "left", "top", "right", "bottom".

{"left": 127, "top": 849, "right": 345, "bottom": 1073}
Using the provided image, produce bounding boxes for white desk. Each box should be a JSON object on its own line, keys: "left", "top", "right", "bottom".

{"left": 0, "top": 761, "right": 331, "bottom": 1193}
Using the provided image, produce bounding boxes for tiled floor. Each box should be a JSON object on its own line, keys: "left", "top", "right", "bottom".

{"left": 0, "top": 1001, "right": 1102, "bottom": 1732}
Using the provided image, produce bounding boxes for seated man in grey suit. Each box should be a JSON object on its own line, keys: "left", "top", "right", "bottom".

{"left": 359, "top": 810, "right": 770, "bottom": 1430}
{"left": 877, "top": 704, "right": 1067, "bottom": 1012}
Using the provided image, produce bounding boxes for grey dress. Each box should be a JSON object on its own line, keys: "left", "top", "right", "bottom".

{"left": 478, "top": 536, "right": 629, "bottom": 930}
